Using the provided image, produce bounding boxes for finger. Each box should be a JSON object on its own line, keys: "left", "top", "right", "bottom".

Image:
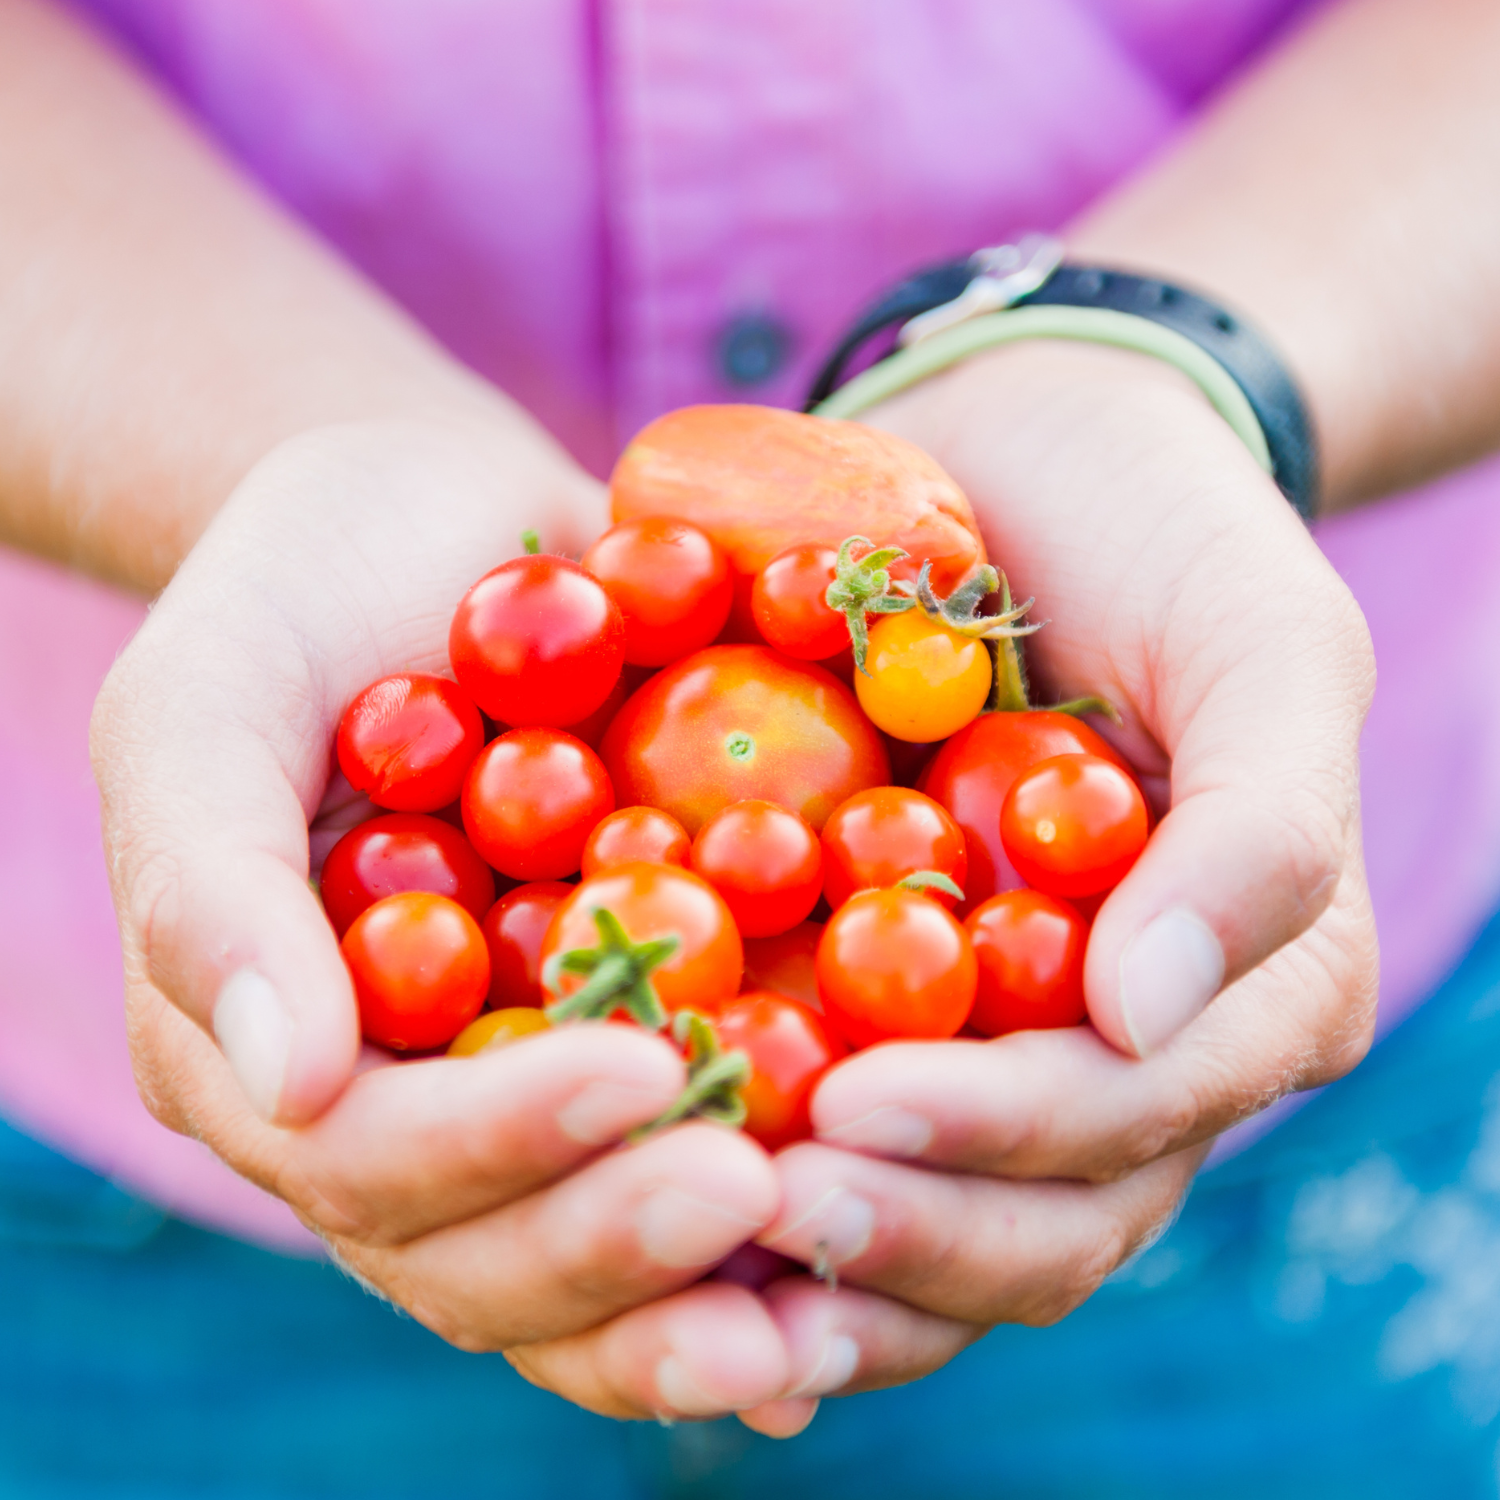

{"left": 760, "top": 1276, "right": 981, "bottom": 1398}
{"left": 758, "top": 1143, "right": 1199, "bottom": 1325}
{"left": 735, "top": 1399, "right": 821, "bottom": 1439}
{"left": 125, "top": 987, "right": 690, "bottom": 1240}
{"left": 1081, "top": 509, "right": 1375, "bottom": 1057}
{"left": 812, "top": 863, "right": 1376, "bottom": 1182}
{"left": 506, "top": 1283, "right": 790, "bottom": 1421}
{"left": 333, "top": 1122, "right": 779, "bottom": 1348}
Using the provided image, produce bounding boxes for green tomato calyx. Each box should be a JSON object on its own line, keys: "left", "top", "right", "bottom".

{"left": 630, "top": 1010, "right": 751, "bottom": 1141}
{"left": 825, "top": 535, "right": 918, "bottom": 676}
{"left": 543, "top": 907, "right": 678, "bottom": 1029}
{"left": 896, "top": 870, "right": 966, "bottom": 902}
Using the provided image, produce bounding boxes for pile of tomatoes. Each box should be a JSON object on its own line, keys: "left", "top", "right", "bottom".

{"left": 323, "top": 410, "right": 1151, "bottom": 1149}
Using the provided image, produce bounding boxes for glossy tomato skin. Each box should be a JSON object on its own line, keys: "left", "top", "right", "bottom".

{"left": 740, "top": 921, "right": 823, "bottom": 1010}
{"left": 921, "top": 711, "right": 1135, "bottom": 914}
{"left": 342, "top": 891, "right": 489, "bottom": 1051}
{"left": 1000, "top": 753, "right": 1149, "bottom": 898}
{"left": 541, "top": 862, "right": 743, "bottom": 1016}
{"left": 481, "top": 880, "right": 574, "bottom": 1007}
{"left": 691, "top": 800, "right": 822, "bottom": 938}
{"left": 582, "top": 806, "right": 691, "bottom": 877}
{"left": 336, "top": 674, "right": 484, "bottom": 813}
{"left": 821, "top": 786, "right": 966, "bottom": 912}
{"left": 448, "top": 555, "right": 625, "bottom": 728}
{"left": 816, "top": 888, "right": 977, "bottom": 1048}
{"left": 320, "top": 813, "right": 495, "bottom": 938}
{"left": 750, "top": 544, "right": 847, "bottom": 661}
{"left": 581, "top": 517, "right": 733, "bottom": 667}
{"left": 965, "top": 890, "right": 1088, "bottom": 1036}
{"left": 462, "top": 728, "right": 614, "bottom": 880}
{"left": 855, "top": 612, "right": 992, "bottom": 743}
{"left": 714, "top": 992, "right": 845, "bottom": 1150}
{"left": 447, "top": 1006, "right": 552, "bottom": 1056}
{"left": 601, "top": 645, "right": 889, "bottom": 834}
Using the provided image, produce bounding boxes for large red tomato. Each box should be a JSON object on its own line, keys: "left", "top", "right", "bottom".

{"left": 600, "top": 645, "right": 889, "bottom": 834}
{"left": 920, "top": 711, "right": 1134, "bottom": 913}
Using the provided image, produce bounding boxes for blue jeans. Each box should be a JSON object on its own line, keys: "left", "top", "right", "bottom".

{"left": 8, "top": 915, "right": 1500, "bottom": 1499}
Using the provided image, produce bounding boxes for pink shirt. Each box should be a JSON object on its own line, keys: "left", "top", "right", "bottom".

{"left": 4, "top": 0, "right": 1499, "bottom": 1251}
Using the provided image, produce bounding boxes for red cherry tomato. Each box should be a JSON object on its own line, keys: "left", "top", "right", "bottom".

{"left": 815, "top": 887, "right": 977, "bottom": 1048}
{"left": 336, "top": 674, "right": 484, "bottom": 813}
{"left": 582, "top": 806, "right": 691, "bottom": 877}
{"left": 448, "top": 554, "right": 625, "bottom": 728}
{"left": 481, "top": 881, "right": 574, "bottom": 1008}
{"left": 342, "top": 891, "right": 489, "bottom": 1051}
{"left": 1000, "top": 753, "right": 1149, "bottom": 898}
{"left": 821, "top": 786, "right": 967, "bottom": 912}
{"left": 714, "top": 992, "right": 845, "bottom": 1150}
{"left": 741, "top": 921, "right": 824, "bottom": 1010}
{"left": 320, "top": 813, "right": 495, "bottom": 938}
{"left": 965, "top": 890, "right": 1088, "bottom": 1036}
{"left": 750, "top": 543, "right": 847, "bottom": 661}
{"left": 601, "top": 645, "right": 889, "bottom": 834}
{"left": 920, "top": 711, "right": 1136, "bottom": 912}
{"left": 581, "top": 517, "right": 733, "bottom": 667}
{"left": 541, "top": 862, "right": 743, "bottom": 1016}
{"left": 691, "top": 799, "right": 822, "bottom": 938}
{"left": 462, "top": 728, "right": 614, "bottom": 880}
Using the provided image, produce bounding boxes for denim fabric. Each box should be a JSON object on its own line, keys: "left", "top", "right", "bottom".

{"left": 8, "top": 909, "right": 1500, "bottom": 1498}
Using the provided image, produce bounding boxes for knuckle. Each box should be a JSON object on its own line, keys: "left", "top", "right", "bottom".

{"left": 1020, "top": 1226, "right": 1126, "bottom": 1327}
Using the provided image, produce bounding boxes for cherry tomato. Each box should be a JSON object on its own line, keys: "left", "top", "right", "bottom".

{"left": 821, "top": 787, "right": 966, "bottom": 912}
{"left": 965, "top": 890, "right": 1088, "bottom": 1036}
{"left": 714, "top": 992, "right": 845, "bottom": 1149}
{"left": 582, "top": 806, "right": 691, "bottom": 877}
{"left": 816, "top": 887, "right": 977, "bottom": 1048}
{"left": 541, "top": 862, "right": 743, "bottom": 1016}
{"left": 336, "top": 673, "right": 484, "bottom": 813}
{"left": 581, "top": 516, "right": 733, "bottom": 666}
{"left": 1000, "top": 753, "right": 1149, "bottom": 898}
{"left": 447, "top": 1006, "right": 552, "bottom": 1056}
{"left": 601, "top": 644, "right": 889, "bottom": 834}
{"left": 691, "top": 800, "right": 822, "bottom": 938}
{"left": 481, "top": 880, "right": 574, "bottom": 1007}
{"left": 462, "top": 728, "right": 614, "bottom": 880}
{"left": 449, "top": 554, "right": 624, "bottom": 728}
{"left": 750, "top": 543, "right": 848, "bottom": 661}
{"left": 855, "top": 611, "right": 991, "bottom": 743}
{"left": 741, "top": 921, "right": 824, "bottom": 1009}
{"left": 921, "top": 711, "right": 1136, "bottom": 912}
{"left": 320, "top": 813, "right": 495, "bottom": 938}
{"left": 342, "top": 891, "right": 489, "bottom": 1051}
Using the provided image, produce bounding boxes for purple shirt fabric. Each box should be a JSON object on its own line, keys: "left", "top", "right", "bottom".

{"left": 3, "top": 0, "right": 1497, "bottom": 1251}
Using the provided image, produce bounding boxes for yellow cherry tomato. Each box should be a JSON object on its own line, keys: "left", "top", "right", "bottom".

{"left": 446, "top": 1006, "right": 551, "bottom": 1056}
{"left": 855, "top": 611, "right": 992, "bottom": 742}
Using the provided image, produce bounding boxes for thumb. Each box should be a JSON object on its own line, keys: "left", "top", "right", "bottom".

{"left": 1084, "top": 575, "right": 1375, "bottom": 1058}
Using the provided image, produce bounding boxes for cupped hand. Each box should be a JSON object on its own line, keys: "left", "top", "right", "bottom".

{"left": 90, "top": 417, "right": 791, "bottom": 1421}
{"left": 734, "top": 341, "right": 1379, "bottom": 1422}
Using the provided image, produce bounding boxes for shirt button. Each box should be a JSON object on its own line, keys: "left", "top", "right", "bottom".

{"left": 717, "top": 313, "right": 792, "bottom": 387}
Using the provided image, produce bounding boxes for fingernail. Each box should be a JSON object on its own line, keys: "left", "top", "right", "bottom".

{"left": 636, "top": 1185, "right": 763, "bottom": 1269}
{"left": 655, "top": 1354, "right": 736, "bottom": 1417}
{"left": 213, "top": 969, "right": 292, "bottom": 1121}
{"left": 763, "top": 1186, "right": 875, "bottom": 1266}
{"left": 1118, "top": 907, "right": 1225, "bottom": 1056}
{"left": 556, "top": 1080, "right": 676, "bottom": 1145}
{"left": 818, "top": 1106, "right": 933, "bottom": 1158}
{"left": 790, "top": 1334, "right": 860, "bottom": 1398}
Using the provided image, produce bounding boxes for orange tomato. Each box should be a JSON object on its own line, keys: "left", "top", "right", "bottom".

{"left": 600, "top": 645, "right": 889, "bottom": 834}
{"left": 540, "top": 862, "right": 743, "bottom": 1017}
{"left": 609, "top": 405, "right": 986, "bottom": 606}
{"left": 855, "top": 612, "right": 992, "bottom": 742}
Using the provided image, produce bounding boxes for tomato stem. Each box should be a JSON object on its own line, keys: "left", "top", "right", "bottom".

{"left": 897, "top": 869, "right": 966, "bottom": 901}
{"left": 629, "top": 1010, "right": 751, "bottom": 1140}
{"left": 825, "top": 535, "right": 917, "bottom": 675}
{"left": 542, "top": 908, "right": 678, "bottom": 1029}
{"left": 521, "top": 528, "right": 541, "bottom": 555}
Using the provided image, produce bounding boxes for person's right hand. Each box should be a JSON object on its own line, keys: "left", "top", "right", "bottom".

{"left": 90, "top": 416, "right": 794, "bottom": 1421}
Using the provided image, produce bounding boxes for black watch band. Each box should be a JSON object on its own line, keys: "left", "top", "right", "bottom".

{"left": 805, "top": 253, "right": 1320, "bottom": 520}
